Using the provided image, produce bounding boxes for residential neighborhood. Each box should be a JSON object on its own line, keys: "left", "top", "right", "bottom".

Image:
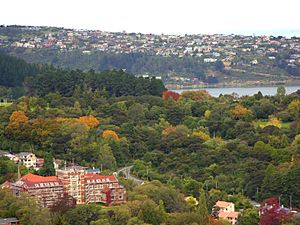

{"left": 0, "top": 25, "right": 300, "bottom": 87}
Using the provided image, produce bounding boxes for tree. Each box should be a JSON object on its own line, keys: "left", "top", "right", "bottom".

{"left": 197, "top": 189, "right": 209, "bottom": 225}
{"left": 78, "top": 115, "right": 100, "bottom": 128}
{"left": 180, "top": 90, "right": 211, "bottom": 102}
{"left": 288, "top": 100, "right": 300, "bottom": 121}
{"left": 259, "top": 198, "right": 292, "bottom": 225}
{"left": 137, "top": 199, "right": 167, "bottom": 225}
{"left": 99, "top": 144, "right": 117, "bottom": 170}
{"left": 276, "top": 86, "right": 286, "bottom": 102}
{"left": 38, "top": 153, "right": 55, "bottom": 176}
{"left": 162, "top": 90, "right": 180, "bottom": 101}
{"left": 231, "top": 105, "right": 251, "bottom": 119}
{"left": 102, "top": 130, "right": 120, "bottom": 141}
{"left": 65, "top": 204, "right": 101, "bottom": 225}
{"left": 7, "top": 111, "right": 29, "bottom": 129}
{"left": 237, "top": 208, "right": 259, "bottom": 225}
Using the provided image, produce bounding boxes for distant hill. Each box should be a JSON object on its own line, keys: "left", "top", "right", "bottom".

{"left": 0, "top": 25, "right": 300, "bottom": 86}
{"left": 0, "top": 51, "right": 46, "bottom": 87}
{"left": 0, "top": 52, "right": 165, "bottom": 98}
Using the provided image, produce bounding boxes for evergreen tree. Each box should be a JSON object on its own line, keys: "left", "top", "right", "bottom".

{"left": 197, "top": 189, "right": 209, "bottom": 225}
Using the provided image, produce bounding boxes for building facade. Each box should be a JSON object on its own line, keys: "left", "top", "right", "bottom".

{"left": 56, "top": 166, "right": 86, "bottom": 204}
{"left": 16, "top": 152, "right": 37, "bottom": 169}
{"left": 11, "top": 173, "right": 64, "bottom": 208}
{"left": 84, "top": 173, "right": 126, "bottom": 205}
{"left": 56, "top": 166, "right": 126, "bottom": 205}
{"left": 213, "top": 201, "right": 240, "bottom": 225}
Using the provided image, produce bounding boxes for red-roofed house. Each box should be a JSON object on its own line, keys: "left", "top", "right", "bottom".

{"left": 213, "top": 201, "right": 240, "bottom": 225}
{"left": 215, "top": 200, "right": 235, "bottom": 212}
{"left": 11, "top": 173, "right": 64, "bottom": 208}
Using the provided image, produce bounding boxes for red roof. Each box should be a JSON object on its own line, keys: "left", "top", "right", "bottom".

{"left": 218, "top": 211, "right": 240, "bottom": 219}
{"left": 215, "top": 201, "right": 233, "bottom": 209}
{"left": 21, "top": 173, "right": 61, "bottom": 184}
{"left": 36, "top": 158, "right": 44, "bottom": 163}
{"left": 84, "top": 173, "right": 117, "bottom": 183}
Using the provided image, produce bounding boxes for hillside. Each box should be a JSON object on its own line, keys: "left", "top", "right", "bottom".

{"left": 0, "top": 52, "right": 165, "bottom": 99}
{"left": 1, "top": 25, "right": 300, "bottom": 87}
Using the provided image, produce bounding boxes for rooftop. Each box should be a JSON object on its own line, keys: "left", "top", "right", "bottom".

{"left": 215, "top": 200, "right": 233, "bottom": 208}
{"left": 21, "top": 173, "right": 60, "bottom": 183}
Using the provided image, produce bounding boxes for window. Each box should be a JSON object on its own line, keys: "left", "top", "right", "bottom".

{"left": 118, "top": 193, "right": 123, "bottom": 199}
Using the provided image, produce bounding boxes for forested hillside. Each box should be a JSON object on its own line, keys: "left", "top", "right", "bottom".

{"left": 0, "top": 52, "right": 165, "bottom": 98}
{"left": 0, "top": 52, "right": 46, "bottom": 87}
{"left": 4, "top": 49, "right": 208, "bottom": 81}
{"left": 0, "top": 55, "right": 300, "bottom": 224}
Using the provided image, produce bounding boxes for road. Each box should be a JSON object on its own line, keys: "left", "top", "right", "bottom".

{"left": 116, "top": 166, "right": 144, "bottom": 185}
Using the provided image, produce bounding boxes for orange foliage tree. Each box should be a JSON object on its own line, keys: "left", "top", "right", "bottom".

{"left": 161, "top": 127, "right": 177, "bottom": 136}
{"left": 231, "top": 105, "right": 251, "bottom": 119}
{"left": 162, "top": 90, "right": 180, "bottom": 101}
{"left": 78, "top": 116, "right": 100, "bottom": 128}
{"left": 102, "top": 130, "right": 120, "bottom": 141}
{"left": 180, "top": 90, "right": 211, "bottom": 101}
{"left": 7, "top": 111, "right": 29, "bottom": 129}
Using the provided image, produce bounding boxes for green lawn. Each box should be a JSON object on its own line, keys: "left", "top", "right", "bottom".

{"left": 0, "top": 102, "right": 13, "bottom": 107}
{"left": 254, "top": 120, "right": 291, "bottom": 129}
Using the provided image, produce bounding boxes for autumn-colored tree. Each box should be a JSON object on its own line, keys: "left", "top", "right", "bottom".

{"left": 231, "top": 105, "right": 251, "bottom": 119}
{"left": 288, "top": 99, "right": 300, "bottom": 120}
{"left": 260, "top": 116, "right": 282, "bottom": 128}
{"left": 259, "top": 198, "right": 292, "bottom": 225}
{"left": 5, "top": 111, "right": 30, "bottom": 138}
{"left": 78, "top": 115, "right": 100, "bottom": 128}
{"left": 7, "top": 111, "right": 29, "bottom": 129}
{"left": 193, "top": 130, "right": 210, "bottom": 141}
{"left": 180, "top": 90, "right": 211, "bottom": 101}
{"left": 161, "top": 127, "right": 176, "bottom": 136}
{"left": 162, "top": 90, "right": 180, "bottom": 101}
{"left": 102, "top": 130, "right": 120, "bottom": 141}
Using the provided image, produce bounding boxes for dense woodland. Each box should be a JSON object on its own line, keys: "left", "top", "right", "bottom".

{"left": 0, "top": 53, "right": 300, "bottom": 225}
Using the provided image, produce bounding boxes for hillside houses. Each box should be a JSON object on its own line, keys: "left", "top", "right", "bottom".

{"left": 0, "top": 25, "right": 299, "bottom": 68}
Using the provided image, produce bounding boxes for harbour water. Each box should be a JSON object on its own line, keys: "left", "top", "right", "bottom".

{"left": 173, "top": 86, "right": 300, "bottom": 97}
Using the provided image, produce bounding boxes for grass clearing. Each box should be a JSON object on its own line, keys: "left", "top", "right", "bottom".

{"left": 254, "top": 120, "right": 291, "bottom": 129}
{"left": 0, "top": 102, "right": 13, "bottom": 107}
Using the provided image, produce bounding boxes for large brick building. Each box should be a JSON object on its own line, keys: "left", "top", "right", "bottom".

{"left": 56, "top": 166, "right": 126, "bottom": 205}
{"left": 10, "top": 167, "right": 126, "bottom": 208}
{"left": 84, "top": 173, "right": 126, "bottom": 205}
{"left": 11, "top": 173, "right": 64, "bottom": 208}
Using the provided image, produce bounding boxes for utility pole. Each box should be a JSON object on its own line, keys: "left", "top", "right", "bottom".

{"left": 17, "top": 161, "right": 21, "bottom": 180}
{"left": 146, "top": 166, "right": 149, "bottom": 181}
{"left": 290, "top": 195, "right": 292, "bottom": 210}
{"left": 279, "top": 195, "right": 281, "bottom": 207}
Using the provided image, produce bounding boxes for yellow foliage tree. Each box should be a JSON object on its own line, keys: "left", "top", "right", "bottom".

{"left": 193, "top": 131, "right": 210, "bottom": 141}
{"left": 180, "top": 90, "right": 211, "bottom": 101}
{"left": 231, "top": 105, "right": 251, "bottom": 118}
{"left": 102, "top": 130, "right": 120, "bottom": 141}
{"left": 261, "top": 115, "right": 282, "bottom": 128}
{"left": 78, "top": 116, "right": 100, "bottom": 128}
{"left": 204, "top": 110, "right": 211, "bottom": 119}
